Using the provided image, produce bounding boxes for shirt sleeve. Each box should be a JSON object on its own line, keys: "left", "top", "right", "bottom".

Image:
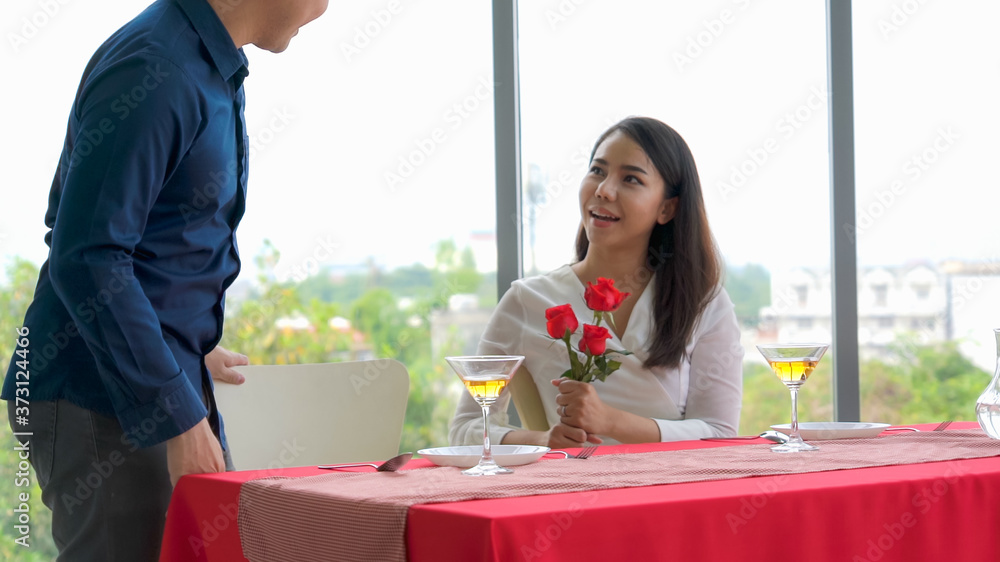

{"left": 653, "top": 289, "right": 744, "bottom": 441}
{"left": 47, "top": 54, "right": 208, "bottom": 446}
{"left": 448, "top": 283, "right": 522, "bottom": 446}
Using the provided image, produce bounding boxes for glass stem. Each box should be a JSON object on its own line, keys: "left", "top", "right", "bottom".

{"left": 480, "top": 403, "right": 495, "bottom": 464}
{"left": 789, "top": 387, "right": 800, "bottom": 439}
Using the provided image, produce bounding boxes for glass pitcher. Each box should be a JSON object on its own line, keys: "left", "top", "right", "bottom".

{"left": 975, "top": 328, "right": 1000, "bottom": 439}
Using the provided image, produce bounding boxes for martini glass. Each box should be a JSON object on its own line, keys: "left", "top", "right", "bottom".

{"left": 446, "top": 355, "right": 524, "bottom": 476}
{"left": 756, "top": 343, "right": 829, "bottom": 453}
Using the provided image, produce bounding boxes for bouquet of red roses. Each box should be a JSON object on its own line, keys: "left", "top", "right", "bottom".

{"left": 544, "top": 277, "right": 633, "bottom": 383}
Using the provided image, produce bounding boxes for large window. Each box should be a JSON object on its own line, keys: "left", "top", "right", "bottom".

{"left": 850, "top": 1, "right": 1000, "bottom": 420}
{"left": 516, "top": 1, "right": 832, "bottom": 430}
{"left": 0, "top": 1, "right": 498, "bottom": 457}
{"left": 2, "top": 0, "right": 996, "bottom": 465}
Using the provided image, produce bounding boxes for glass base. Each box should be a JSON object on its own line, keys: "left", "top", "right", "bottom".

{"left": 770, "top": 436, "right": 819, "bottom": 453}
{"left": 461, "top": 459, "right": 514, "bottom": 476}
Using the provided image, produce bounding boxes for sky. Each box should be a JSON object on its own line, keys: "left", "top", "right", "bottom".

{"left": 1, "top": 0, "right": 998, "bottom": 285}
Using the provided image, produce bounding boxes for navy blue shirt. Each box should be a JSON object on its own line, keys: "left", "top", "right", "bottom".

{"left": 2, "top": 0, "right": 248, "bottom": 448}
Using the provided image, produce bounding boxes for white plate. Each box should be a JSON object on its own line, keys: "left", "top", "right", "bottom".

{"left": 770, "top": 422, "right": 891, "bottom": 440}
{"left": 417, "top": 445, "right": 551, "bottom": 468}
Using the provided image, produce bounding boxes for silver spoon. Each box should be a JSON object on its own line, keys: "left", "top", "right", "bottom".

{"left": 759, "top": 430, "right": 789, "bottom": 444}
{"left": 701, "top": 431, "right": 789, "bottom": 443}
{"left": 318, "top": 452, "right": 413, "bottom": 472}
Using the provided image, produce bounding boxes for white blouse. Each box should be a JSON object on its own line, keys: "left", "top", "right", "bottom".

{"left": 449, "top": 265, "right": 744, "bottom": 445}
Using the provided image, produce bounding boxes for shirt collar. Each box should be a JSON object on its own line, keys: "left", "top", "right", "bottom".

{"left": 174, "top": 0, "right": 249, "bottom": 86}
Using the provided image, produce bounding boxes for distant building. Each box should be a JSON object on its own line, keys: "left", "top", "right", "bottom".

{"left": 429, "top": 294, "right": 492, "bottom": 358}
{"left": 941, "top": 260, "right": 1000, "bottom": 370}
{"left": 760, "top": 261, "right": 999, "bottom": 369}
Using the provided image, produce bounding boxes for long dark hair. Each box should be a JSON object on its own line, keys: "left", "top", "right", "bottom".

{"left": 575, "top": 117, "right": 721, "bottom": 369}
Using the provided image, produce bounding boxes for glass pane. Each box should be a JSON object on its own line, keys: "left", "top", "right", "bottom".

{"left": 852, "top": 0, "right": 1000, "bottom": 423}
{"left": 0, "top": 1, "right": 496, "bottom": 460}
{"left": 228, "top": 0, "right": 498, "bottom": 455}
{"left": 518, "top": 1, "right": 831, "bottom": 433}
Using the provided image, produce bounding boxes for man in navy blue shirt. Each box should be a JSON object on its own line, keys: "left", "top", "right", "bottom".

{"left": 2, "top": 0, "right": 328, "bottom": 559}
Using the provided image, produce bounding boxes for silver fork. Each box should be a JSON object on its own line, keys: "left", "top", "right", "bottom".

{"left": 553, "top": 444, "right": 598, "bottom": 459}
{"left": 932, "top": 420, "right": 954, "bottom": 432}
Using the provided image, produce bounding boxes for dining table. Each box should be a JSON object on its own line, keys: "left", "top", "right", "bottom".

{"left": 159, "top": 421, "right": 1000, "bottom": 562}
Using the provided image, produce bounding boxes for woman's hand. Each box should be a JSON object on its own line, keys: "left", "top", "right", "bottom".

{"left": 546, "top": 422, "right": 603, "bottom": 449}
{"left": 551, "top": 378, "right": 617, "bottom": 436}
{"left": 550, "top": 378, "right": 662, "bottom": 444}
{"left": 205, "top": 345, "right": 249, "bottom": 384}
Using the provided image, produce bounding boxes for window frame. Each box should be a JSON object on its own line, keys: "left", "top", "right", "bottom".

{"left": 491, "top": 0, "right": 862, "bottom": 421}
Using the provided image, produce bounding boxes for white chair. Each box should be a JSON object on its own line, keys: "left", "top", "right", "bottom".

{"left": 213, "top": 359, "right": 409, "bottom": 470}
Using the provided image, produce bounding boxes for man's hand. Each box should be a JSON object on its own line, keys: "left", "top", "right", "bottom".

{"left": 166, "top": 417, "right": 225, "bottom": 486}
{"left": 206, "top": 345, "right": 249, "bottom": 384}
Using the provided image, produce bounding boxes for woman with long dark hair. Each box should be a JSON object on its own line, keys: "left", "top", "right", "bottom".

{"left": 451, "top": 117, "right": 743, "bottom": 448}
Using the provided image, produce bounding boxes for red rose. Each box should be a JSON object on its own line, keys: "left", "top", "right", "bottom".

{"left": 584, "top": 278, "right": 630, "bottom": 312}
{"left": 578, "top": 324, "right": 611, "bottom": 356}
{"left": 545, "top": 304, "right": 579, "bottom": 339}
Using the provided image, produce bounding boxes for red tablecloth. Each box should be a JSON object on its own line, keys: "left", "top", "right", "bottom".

{"left": 160, "top": 422, "right": 1000, "bottom": 562}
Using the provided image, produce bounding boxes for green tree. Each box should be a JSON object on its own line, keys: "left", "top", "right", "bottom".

{"left": 740, "top": 358, "right": 833, "bottom": 434}
{"left": 864, "top": 339, "right": 987, "bottom": 424}
{"left": 429, "top": 239, "right": 483, "bottom": 309}
{"left": 221, "top": 242, "right": 354, "bottom": 365}
{"left": 740, "top": 337, "right": 989, "bottom": 435}
{"left": 724, "top": 263, "right": 770, "bottom": 327}
{"left": 0, "top": 258, "right": 59, "bottom": 560}
{"left": 221, "top": 242, "right": 479, "bottom": 455}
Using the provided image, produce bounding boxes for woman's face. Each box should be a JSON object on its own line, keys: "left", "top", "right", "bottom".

{"left": 578, "top": 130, "right": 677, "bottom": 252}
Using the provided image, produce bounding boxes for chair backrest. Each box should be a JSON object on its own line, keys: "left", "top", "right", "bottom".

{"left": 214, "top": 359, "right": 409, "bottom": 470}
{"left": 508, "top": 366, "right": 550, "bottom": 432}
